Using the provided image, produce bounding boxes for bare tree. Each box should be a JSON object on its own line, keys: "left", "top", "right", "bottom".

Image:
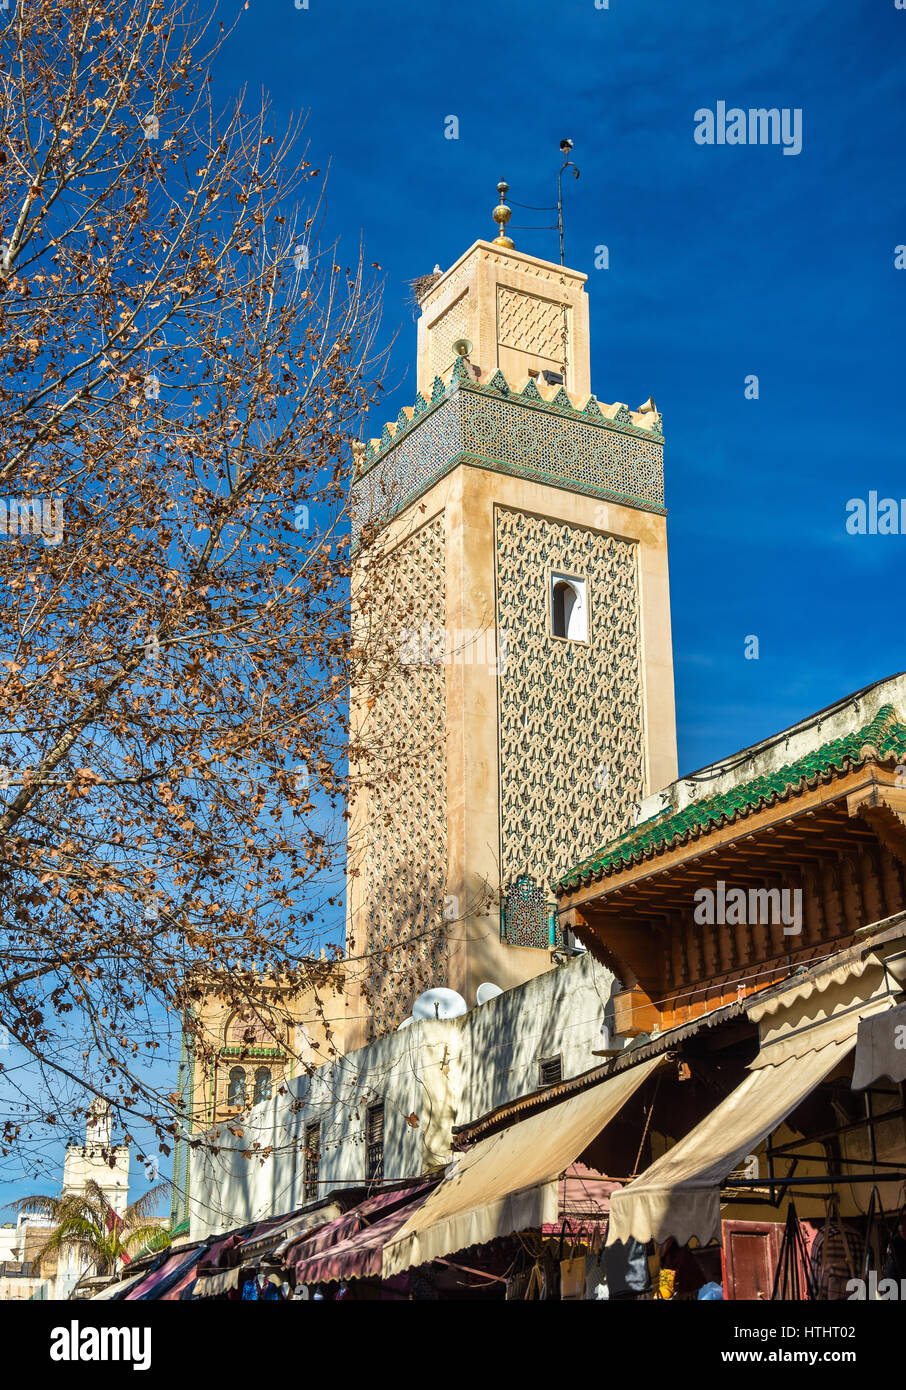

{"left": 0, "top": 0, "right": 384, "bottom": 1175}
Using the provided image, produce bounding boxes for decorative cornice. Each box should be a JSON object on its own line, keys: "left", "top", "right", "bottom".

{"left": 357, "top": 364, "right": 663, "bottom": 479}
{"left": 219, "top": 1045, "right": 286, "bottom": 1059}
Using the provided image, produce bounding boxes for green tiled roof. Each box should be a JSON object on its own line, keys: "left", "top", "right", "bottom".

{"left": 557, "top": 703, "right": 906, "bottom": 895}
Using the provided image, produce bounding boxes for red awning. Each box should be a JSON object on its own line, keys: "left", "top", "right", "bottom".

{"left": 287, "top": 1184, "right": 436, "bottom": 1284}
{"left": 124, "top": 1248, "right": 201, "bottom": 1300}
{"left": 282, "top": 1184, "right": 430, "bottom": 1267}
{"left": 196, "top": 1232, "right": 247, "bottom": 1274}
{"left": 158, "top": 1254, "right": 202, "bottom": 1301}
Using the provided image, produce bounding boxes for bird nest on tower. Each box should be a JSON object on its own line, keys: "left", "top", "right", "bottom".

{"left": 407, "top": 268, "right": 442, "bottom": 308}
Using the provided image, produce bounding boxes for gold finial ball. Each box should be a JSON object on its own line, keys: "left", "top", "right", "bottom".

{"left": 494, "top": 178, "right": 511, "bottom": 224}
{"left": 492, "top": 177, "right": 514, "bottom": 249}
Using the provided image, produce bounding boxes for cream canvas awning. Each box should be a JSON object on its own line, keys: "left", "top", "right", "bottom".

{"left": 746, "top": 953, "right": 892, "bottom": 1063}
{"left": 852, "top": 1001, "right": 906, "bottom": 1089}
{"left": 382, "top": 1055, "right": 661, "bottom": 1278}
{"left": 607, "top": 997, "right": 895, "bottom": 1250}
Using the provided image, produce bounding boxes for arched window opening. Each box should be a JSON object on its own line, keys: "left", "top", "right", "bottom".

{"left": 225, "top": 1008, "right": 269, "bottom": 1047}
{"left": 551, "top": 573, "right": 587, "bottom": 642}
{"left": 552, "top": 580, "right": 576, "bottom": 639}
{"left": 227, "top": 1066, "right": 247, "bottom": 1108}
{"left": 253, "top": 1068, "right": 272, "bottom": 1105}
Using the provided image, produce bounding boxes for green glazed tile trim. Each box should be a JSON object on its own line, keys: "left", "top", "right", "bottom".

{"left": 359, "top": 370, "right": 664, "bottom": 480}
{"left": 557, "top": 705, "right": 906, "bottom": 893}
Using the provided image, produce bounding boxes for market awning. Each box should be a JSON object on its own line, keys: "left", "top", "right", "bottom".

{"left": 192, "top": 1267, "right": 241, "bottom": 1299}
{"left": 288, "top": 1183, "right": 436, "bottom": 1284}
{"left": 190, "top": 1204, "right": 345, "bottom": 1296}
{"left": 158, "top": 1253, "right": 202, "bottom": 1301}
{"left": 267, "top": 1203, "right": 342, "bottom": 1260}
{"left": 91, "top": 1270, "right": 147, "bottom": 1300}
{"left": 852, "top": 1000, "right": 906, "bottom": 1089}
{"left": 282, "top": 1185, "right": 423, "bottom": 1271}
{"left": 607, "top": 999, "right": 894, "bottom": 1249}
{"left": 744, "top": 953, "right": 880, "bottom": 1018}
{"left": 123, "top": 1247, "right": 203, "bottom": 1301}
{"left": 241, "top": 1205, "right": 342, "bottom": 1261}
{"left": 382, "top": 1055, "right": 662, "bottom": 1278}
{"left": 195, "top": 1231, "right": 246, "bottom": 1276}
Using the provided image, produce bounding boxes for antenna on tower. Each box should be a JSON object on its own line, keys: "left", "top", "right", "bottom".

{"left": 557, "top": 139, "right": 580, "bottom": 266}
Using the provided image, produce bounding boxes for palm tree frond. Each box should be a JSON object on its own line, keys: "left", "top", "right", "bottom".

{"left": 122, "top": 1223, "right": 172, "bottom": 1257}
{"left": 125, "top": 1182, "right": 170, "bottom": 1224}
{"left": 10, "top": 1194, "right": 61, "bottom": 1218}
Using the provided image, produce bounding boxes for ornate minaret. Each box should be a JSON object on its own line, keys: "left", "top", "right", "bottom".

{"left": 345, "top": 184, "right": 677, "bottom": 1047}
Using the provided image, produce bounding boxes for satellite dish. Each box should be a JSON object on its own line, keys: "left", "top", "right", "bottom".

{"left": 476, "top": 982, "right": 503, "bottom": 1005}
{"left": 396, "top": 1016, "right": 414, "bottom": 1030}
{"left": 452, "top": 337, "right": 472, "bottom": 358}
{"left": 412, "top": 987, "right": 467, "bottom": 1021}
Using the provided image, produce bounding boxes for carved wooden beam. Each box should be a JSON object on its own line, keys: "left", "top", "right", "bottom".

{"left": 854, "top": 801, "right": 906, "bottom": 870}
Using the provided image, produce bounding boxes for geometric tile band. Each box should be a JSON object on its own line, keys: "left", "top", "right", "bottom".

{"left": 351, "top": 387, "right": 664, "bottom": 543}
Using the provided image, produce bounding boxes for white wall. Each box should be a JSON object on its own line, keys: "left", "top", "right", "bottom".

{"left": 457, "top": 951, "right": 616, "bottom": 1124}
{"left": 189, "top": 953, "right": 615, "bottom": 1239}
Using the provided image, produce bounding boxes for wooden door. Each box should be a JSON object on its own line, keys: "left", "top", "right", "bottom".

{"left": 721, "top": 1220, "right": 785, "bottom": 1301}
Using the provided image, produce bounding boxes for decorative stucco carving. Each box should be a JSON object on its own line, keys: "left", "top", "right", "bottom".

{"left": 357, "top": 515, "right": 449, "bottom": 1037}
{"left": 495, "top": 508, "right": 645, "bottom": 894}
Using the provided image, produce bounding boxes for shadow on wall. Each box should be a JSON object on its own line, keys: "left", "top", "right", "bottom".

{"left": 459, "top": 951, "right": 618, "bottom": 1126}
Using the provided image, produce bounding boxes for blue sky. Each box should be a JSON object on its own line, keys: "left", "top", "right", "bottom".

{"left": 212, "top": 0, "right": 904, "bottom": 773}
{"left": 8, "top": 0, "right": 905, "bottom": 1207}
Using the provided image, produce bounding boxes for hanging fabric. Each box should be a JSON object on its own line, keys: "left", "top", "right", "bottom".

{"left": 811, "top": 1193, "right": 860, "bottom": 1300}
{"left": 862, "top": 1186, "right": 891, "bottom": 1283}
{"left": 560, "top": 1256, "right": 586, "bottom": 1300}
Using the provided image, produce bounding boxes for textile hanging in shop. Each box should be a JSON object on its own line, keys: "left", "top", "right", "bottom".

{"left": 240, "top": 1273, "right": 281, "bottom": 1300}
{"left": 560, "top": 1256, "right": 586, "bottom": 1300}
{"left": 603, "top": 1237, "right": 651, "bottom": 1296}
{"left": 382, "top": 1055, "right": 661, "bottom": 1278}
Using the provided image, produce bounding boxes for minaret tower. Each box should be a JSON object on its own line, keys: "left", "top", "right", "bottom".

{"left": 345, "top": 183, "right": 677, "bottom": 1047}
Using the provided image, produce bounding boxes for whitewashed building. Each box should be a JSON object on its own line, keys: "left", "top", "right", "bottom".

{"left": 189, "top": 951, "right": 618, "bottom": 1239}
